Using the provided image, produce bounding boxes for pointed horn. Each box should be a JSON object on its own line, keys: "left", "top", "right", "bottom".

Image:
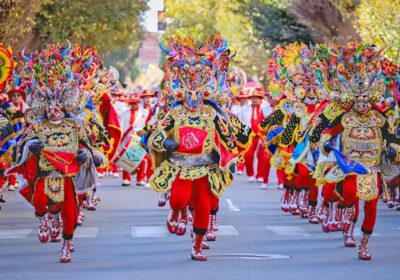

{"left": 159, "top": 41, "right": 172, "bottom": 54}
{"left": 62, "top": 39, "right": 72, "bottom": 57}
{"left": 22, "top": 48, "right": 31, "bottom": 62}
{"left": 66, "top": 71, "right": 73, "bottom": 81}
{"left": 214, "top": 39, "right": 228, "bottom": 54}
{"left": 13, "top": 73, "right": 21, "bottom": 87}
{"left": 84, "top": 55, "right": 93, "bottom": 68}
{"left": 376, "top": 46, "right": 385, "bottom": 56}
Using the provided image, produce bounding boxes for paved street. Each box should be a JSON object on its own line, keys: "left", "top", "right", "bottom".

{"left": 0, "top": 172, "right": 399, "bottom": 280}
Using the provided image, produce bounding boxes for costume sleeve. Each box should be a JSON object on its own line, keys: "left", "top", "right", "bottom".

{"left": 259, "top": 109, "right": 284, "bottom": 134}
{"left": 318, "top": 114, "right": 344, "bottom": 156}
{"left": 213, "top": 113, "right": 240, "bottom": 169}
{"left": 226, "top": 111, "right": 254, "bottom": 149}
{"left": 280, "top": 114, "right": 299, "bottom": 146}
{"left": 148, "top": 113, "right": 174, "bottom": 153}
{"left": 309, "top": 114, "right": 330, "bottom": 144}
{"left": 383, "top": 120, "right": 400, "bottom": 145}
{"left": 90, "top": 112, "right": 111, "bottom": 148}
{"left": 76, "top": 120, "right": 93, "bottom": 160}
{"left": 0, "top": 114, "right": 14, "bottom": 142}
{"left": 383, "top": 120, "right": 400, "bottom": 161}
{"left": 13, "top": 125, "right": 38, "bottom": 163}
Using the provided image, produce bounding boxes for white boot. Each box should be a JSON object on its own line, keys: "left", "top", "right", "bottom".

{"left": 50, "top": 213, "right": 62, "bottom": 242}
{"left": 60, "top": 239, "right": 72, "bottom": 263}
{"left": 38, "top": 214, "right": 49, "bottom": 243}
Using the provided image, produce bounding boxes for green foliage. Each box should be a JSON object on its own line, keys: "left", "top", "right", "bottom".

{"left": 330, "top": 0, "right": 360, "bottom": 20}
{"left": 162, "top": 0, "right": 268, "bottom": 77}
{"left": 289, "top": 0, "right": 360, "bottom": 44}
{"left": 35, "top": 0, "right": 148, "bottom": 54}
{"left": 0, "top": 0, "right": 148, "bottom": 81}
{"left": 0, "top": 0, "right": 52, "bottom": 48}
{"left": 241, "top": 0, "right": 314, "bottom": 47}
{"left": 105, "top": 49, "right": 141, "bottom": 82}
{"left": 355, "top": 0, "right": 400, "bottom": 63}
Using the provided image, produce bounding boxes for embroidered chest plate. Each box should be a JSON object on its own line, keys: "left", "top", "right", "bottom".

{"left": 170, "top": 105, "right": 215, "bottom": 154}
{"left": 342, "top": 110, "right": 385, "bottom": 165}
{"left": 36, "top": 120, "right": 80, "bottom": 172}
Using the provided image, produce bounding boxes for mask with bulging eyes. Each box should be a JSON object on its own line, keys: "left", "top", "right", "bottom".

{"left": 179, "top": 61, "right": 209, "bottom": 93}
{"left": 304, "top": 88, "right": 318, "bottom": 105}
{"left": 294, "top": 86, "right": 318, "bottom": 105}
{"left": 46, "top": 102, "right": 65, "bottom": 123}
{"left": 184, "top": 91, "right": 203, "bottom": 111}
{"left": 354, "top": 92, "right": 371, "bottom": 114}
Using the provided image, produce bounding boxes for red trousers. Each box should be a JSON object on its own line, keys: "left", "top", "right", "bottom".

{"left": 322, "top": 183, "right": 340, "bottom": 205}
{"left": 8, "top": 174, "right": 16, "bottom": 185}
{"left": 97, "top": 164, "right": 118, "bottom": 174}
{"left": 169, "top": 175, "right": 214, "bottom": 234}
{"left": 109, "top": 164, "right": 118, "bottom": 173}
{"left": 0, "top": 176, "right": 6, "bottom": 192}
{"left": 342, "top": 175, "right": 380, "bottom": 234}
{"left": 122, "top": 154, "right": 153, "bottom": 182}
{"left": 295, "top": 163, "right": 318, "bottom": 206}
{"left": 237, "top": 161, "right": 245, "bottom": 173}
{"left": 33, "top": 177, "right": 78, "bottom": 239}
{"left": 244, "top": 137, "right": 270, "bottom": 182}
{"left": 210, "top": 196, "right": 219, "bottom": 214}
{"left": 97, "top": 167, "right": 106, "bottom": 174}
{"left": 276, "top": 169, "right": 285, "bottom": 185}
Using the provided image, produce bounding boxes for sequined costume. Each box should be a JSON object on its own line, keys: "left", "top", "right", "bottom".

{"left": 149, "top": 35, "right": 253, "bottom": 261}
{"left": 319, "top": 43, "right": 400, "bottom": 260}
{"left": 7, "top": 42, "right": 100, "bottom": 263}
{"left": 0, "top": 44, "right": 15, "bottom": 205}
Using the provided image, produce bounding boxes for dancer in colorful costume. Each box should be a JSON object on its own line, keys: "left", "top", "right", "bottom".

{"left": 8, "top": 43, "right": 99, "bottom": 263}
{"left": 0, "top": 45, "right": 32, "bottom": 194}
{"left": 68, "top": 44, "right": 110, "bottom": 215}
{"left": 0, "top": 43, "right": 15, "bottom": 204}
{"left": 259, "top": 45, "right": 295, "bottom": 212}
{"left": 319, "top": 42, "right": 400, "bottom": 260}
{"left": 279, "top": 43, "right": 330, "bottom": 222}
{"left": 378, "top": 58, "right": 400, "bottom": 210}
{"left": 149, "top": 35, "right": 253, "bottom": 261}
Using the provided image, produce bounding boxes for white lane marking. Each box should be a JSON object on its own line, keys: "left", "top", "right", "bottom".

{"left": 131, "top": 225, "right": 238, "bottom": 238}
{"left": 209, "top": 254, "right": 290, "bottom": 260}
{"left": 354, "top": 227, "right": 380, "bottom": 237}
{"left": 0, "top": 228, "right": 33, "bottom": 239}
{"left": 266, "top": 226, "right": 311, "bottom": 237}
{"left": 226, "top": 199, "right": 240, "bottom": 212}
{"left": 132, "top": 226, "right": 167, "bottom": 238}
{"left": 74, "top": 227, "right": 99, "bottom": 238}
{"left": 217, "top": 225, "right": 239, "bottom": 236}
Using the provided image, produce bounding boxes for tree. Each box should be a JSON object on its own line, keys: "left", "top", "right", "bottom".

{"left": 35, "top": 0, "right": 148, "bottom": 54}
{"left": 1, "top": 0, "right": 148, "bottom": 81}
{"left": 289, "top": 0, "right": 360, "bottom": 44}
{"left": 355, "top": 0, "right": 400, "bottom": 63}
{"left": 239, "top": 0, "right": 314, "bottom": 47}
{"left": 162, "top": 0, "right": 268, "bottom": 77}
{"left": 104, "top": 49, "right": 141, "bottom": 82}
{"left": 0, "top": 0, "right": 52, "bottom": 49}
